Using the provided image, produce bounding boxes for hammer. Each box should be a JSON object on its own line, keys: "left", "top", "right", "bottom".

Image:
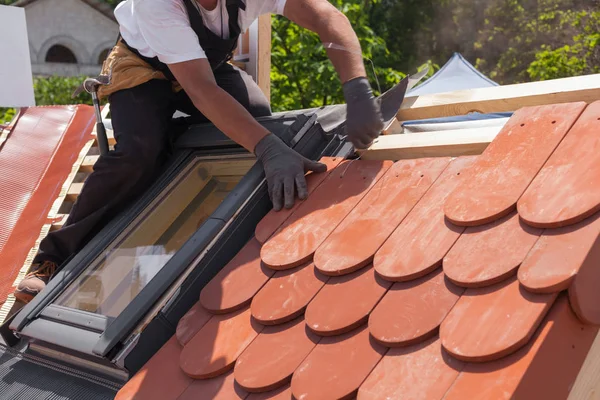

{"left": 73, "top": 73, "right": 111, "bottom": 156}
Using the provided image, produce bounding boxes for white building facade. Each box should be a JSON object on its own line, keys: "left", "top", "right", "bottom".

{"left": 15, "top": 0, "right": 119, "bottom": 77}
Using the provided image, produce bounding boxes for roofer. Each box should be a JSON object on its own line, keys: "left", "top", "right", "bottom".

{"left": 14, "top": 0, "right": 384, "bottom": 303}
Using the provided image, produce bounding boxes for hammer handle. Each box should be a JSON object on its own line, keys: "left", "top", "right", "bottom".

{"left": 91, "top": 92, "right": 110, "bottom": 156}
{"left": 96, "top": 121, "right": 110, "bottom": 156}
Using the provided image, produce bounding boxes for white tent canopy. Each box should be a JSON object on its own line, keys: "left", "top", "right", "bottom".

{"left": 408, "top": 52, "right": 498, "bottom": 96}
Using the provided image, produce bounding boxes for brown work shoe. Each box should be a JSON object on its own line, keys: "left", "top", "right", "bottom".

{"left": 14, "top": 260, "right": 58, "bottom": 303}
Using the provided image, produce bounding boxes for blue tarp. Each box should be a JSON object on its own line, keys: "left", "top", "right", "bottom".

{"left": 408, "top": 53, "right": 498, "bottom": 96}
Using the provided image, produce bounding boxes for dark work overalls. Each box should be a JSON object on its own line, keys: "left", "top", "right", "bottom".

{"left": 34, "top": 0, "right": 271, "bottom": 267}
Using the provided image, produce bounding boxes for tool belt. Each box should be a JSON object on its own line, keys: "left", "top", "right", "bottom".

{"left": 97, "top": 40, "right": 178, "bottom": 100}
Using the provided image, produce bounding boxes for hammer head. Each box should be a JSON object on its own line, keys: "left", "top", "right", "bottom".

{"left": 72, "top": 73, "right": 112, "bottom": 98}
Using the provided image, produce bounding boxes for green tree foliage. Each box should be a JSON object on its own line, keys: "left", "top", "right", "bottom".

{"left": 527, "top": 8, "right": 599, "bottom": 80}
{"left": 270, "top": 0, "right": 422, "bottom": 111}
{"left": 2, "top": 0, "right": 597, "bottom": 115}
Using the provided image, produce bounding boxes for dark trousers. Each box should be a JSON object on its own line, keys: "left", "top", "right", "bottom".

{"left": 35, "top": 63, "right": 271, "bottom": 266}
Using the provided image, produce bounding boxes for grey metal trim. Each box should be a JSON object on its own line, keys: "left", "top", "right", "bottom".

{"left": 40, "top": 305, "right": 109, "bottom": 333}
{"left": 209, "top": 161, "right": 265, "bottom": 221}
{"left": 175, "top": 113, "right": 317, "bottom": 149}
{"left": 21, "top": 319, "right": 101, "bottom": 355}
{"left": 29, "top": 342, "right": 128, "bottom": 383}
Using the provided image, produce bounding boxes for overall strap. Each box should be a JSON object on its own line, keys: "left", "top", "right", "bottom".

{"left": 183, "top": 0, "right": 209, "bottom": 44}
{"left": 226, "top": 0, "right": 246, "bottom": 36}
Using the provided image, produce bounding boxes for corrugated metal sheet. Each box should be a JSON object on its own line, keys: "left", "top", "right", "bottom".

{"left": 0, "top": 106, "right": 95, "bottom": 306}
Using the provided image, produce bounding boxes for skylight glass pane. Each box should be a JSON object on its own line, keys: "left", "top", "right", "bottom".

{"left": 55, "top": 156, "right": 255, "bottom": 318}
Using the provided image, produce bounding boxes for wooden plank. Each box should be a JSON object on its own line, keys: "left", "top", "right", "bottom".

{"left": 256, "top": 14, "right": 271, "bottom": 100}
{"left": 570, "top": 331, "right": 600, "bottom": 399}
{"left": 398, "top": 73, "right": 600, "bottom": 121}
{"left": 80, "top": 155, "right": 98, "bottom": 173}
{"left": 360, "top": 126, "right": 502, "bottom": 161}
{"left": 66, "top": 182, "right": 84, "bottom": 202}
{"left": 50, "top": 214, "right": 68, "bottom": 232}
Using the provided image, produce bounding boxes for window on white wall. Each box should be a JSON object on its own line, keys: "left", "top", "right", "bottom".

{"left": 45, "top": 44, "right": 77, "bottom": 64}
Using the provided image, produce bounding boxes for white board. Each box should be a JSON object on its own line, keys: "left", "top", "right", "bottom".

{"left": 0, "top": 5, "right": 35, "bottom": 107}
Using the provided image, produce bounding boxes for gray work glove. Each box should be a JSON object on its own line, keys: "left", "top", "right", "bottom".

{"left": 343, "top": 76, "right": 384, "bottom": 149}
{"left": 255, "top": 134, "right": 327, "bottom": 211}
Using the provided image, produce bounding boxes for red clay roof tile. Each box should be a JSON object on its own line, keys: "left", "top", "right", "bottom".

{"left": 358, "top": 336, "right": 464, "bottom": 400}
{"left": 518, "top": 101, "right": 600, "bottom": 228}
{"left": 180, "top": 307, "right": 262, "bottom": 379}
{"left": 305, "top": 265, "right": 391, "bottom": 336}
{"left": 176, "top": 301, "right": 213, "bottom": 345}
{"left": 116, "top": 101, "right": 600, "bottom": 399}
{"left": 255, "top": 157, "right": 343, "bottom": 244}
{"left": 314, "top": 157, "right": 450, "bottom": 276}
{"left": 177, "top": 370, "right": 248, "bottom": 400}
{"left": 234, "top": 317, "right": 319, "bottom": 393}
{"left": 115, "top": 337, "right": 192, "bottom": 400}
{"left": 443, "top": 295, "right": 598, "bottom": 400}
{"left": 440, "top": 277, "right": 557, "bottom": 362}
{"left": 251, "top": 262, "right": 327, "bottom": 325}
{"left": 200, "top": 238, "right": 273, "bottom": 314}
{"left": 246, "top": 385, "right": 292, "bottom": 399}
{"left": 260, "top": 160, "right": 392, "bottom": 269}
{"left": 568, "top": 229, "right": 600, "bottom": 325}
{"left": 374, "top": 156, "right": 475, "bottom": 282}
{"left": 291, "top": 325, "right": 386, "bottom": 400}
{"left": 443, "top": 211, "right": 542, "bottom": 287}
{"left": 519, "top": 211, "right": 600, "bottom": 293}
{"left": 369, "top": 269, "right": 463, "bottom": 347}
{"left": 444, "top": 102, "right": 587, "bottom": 226}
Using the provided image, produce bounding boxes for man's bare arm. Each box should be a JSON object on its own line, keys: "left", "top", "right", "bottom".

{"left": 168, "top": 59, "right": 269, "bottom": 152}
{"left": 283, "top": 0, "right": 366, "bottom": 84}
{"left": 283, "top": 0, "right": 384, "bottom": 149}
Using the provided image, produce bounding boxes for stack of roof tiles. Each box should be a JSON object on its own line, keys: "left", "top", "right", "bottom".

{"left": 116, "top": 101, "right": 600, "bottom": 400}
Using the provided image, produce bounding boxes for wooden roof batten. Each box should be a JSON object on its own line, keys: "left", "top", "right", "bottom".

{"left": 360, "top": 73, "right": 600, "bottom": 162}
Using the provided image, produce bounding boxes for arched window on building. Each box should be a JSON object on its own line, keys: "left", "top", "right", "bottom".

{"left": 97, "top": 48, "right": 111, "bottom": 65}
{"left": 45, "top": 45, "right": 77, "bottom": 64}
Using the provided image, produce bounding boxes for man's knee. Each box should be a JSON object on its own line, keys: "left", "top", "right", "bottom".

{"left": 248, "top": 96, "right": 272, "bottom": 118}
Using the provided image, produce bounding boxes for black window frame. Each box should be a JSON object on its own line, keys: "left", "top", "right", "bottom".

{"left": 9, "top": 112, "right": 327, "bottom": 362}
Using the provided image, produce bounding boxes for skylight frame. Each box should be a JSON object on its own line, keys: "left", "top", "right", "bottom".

{"left": 8, "top": 113, "right": 330, "bottom": 366}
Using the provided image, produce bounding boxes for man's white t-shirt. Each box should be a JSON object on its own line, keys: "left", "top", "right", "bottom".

{"left": 114, "top": 0, "right": 287, "bottom": 65}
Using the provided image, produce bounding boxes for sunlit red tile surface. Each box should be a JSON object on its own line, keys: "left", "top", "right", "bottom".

{"left": 117, "top": 101, "right": 600, "bottom": 399}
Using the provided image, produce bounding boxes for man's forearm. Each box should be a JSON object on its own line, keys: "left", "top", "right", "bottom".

{"left": 284, "top": 0, "right": 367, "bottom": 84}
{"left": 319, "top": 12, "right": 367, "bottom": 84}
{"left": 192, "top": 83, "right": 269, "bottom": 152}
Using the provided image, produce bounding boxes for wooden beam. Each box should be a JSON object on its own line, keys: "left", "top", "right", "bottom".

{"left": 359, "top": 126, "right": 502, "bottom": 161}
{"left": 398, "top": 73, "right": 600, "bottom": 121}
{"left": 569, "top": 331, "right": 600, "bottom": 399}
{"left": 66, "top": 182, "right": 84, "bottom": 202}
{"left": 256, "top": 14, "right": 271, "bottom": 100}
{"left": 80, "top": 155, "right": 98, "bottom": 173}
